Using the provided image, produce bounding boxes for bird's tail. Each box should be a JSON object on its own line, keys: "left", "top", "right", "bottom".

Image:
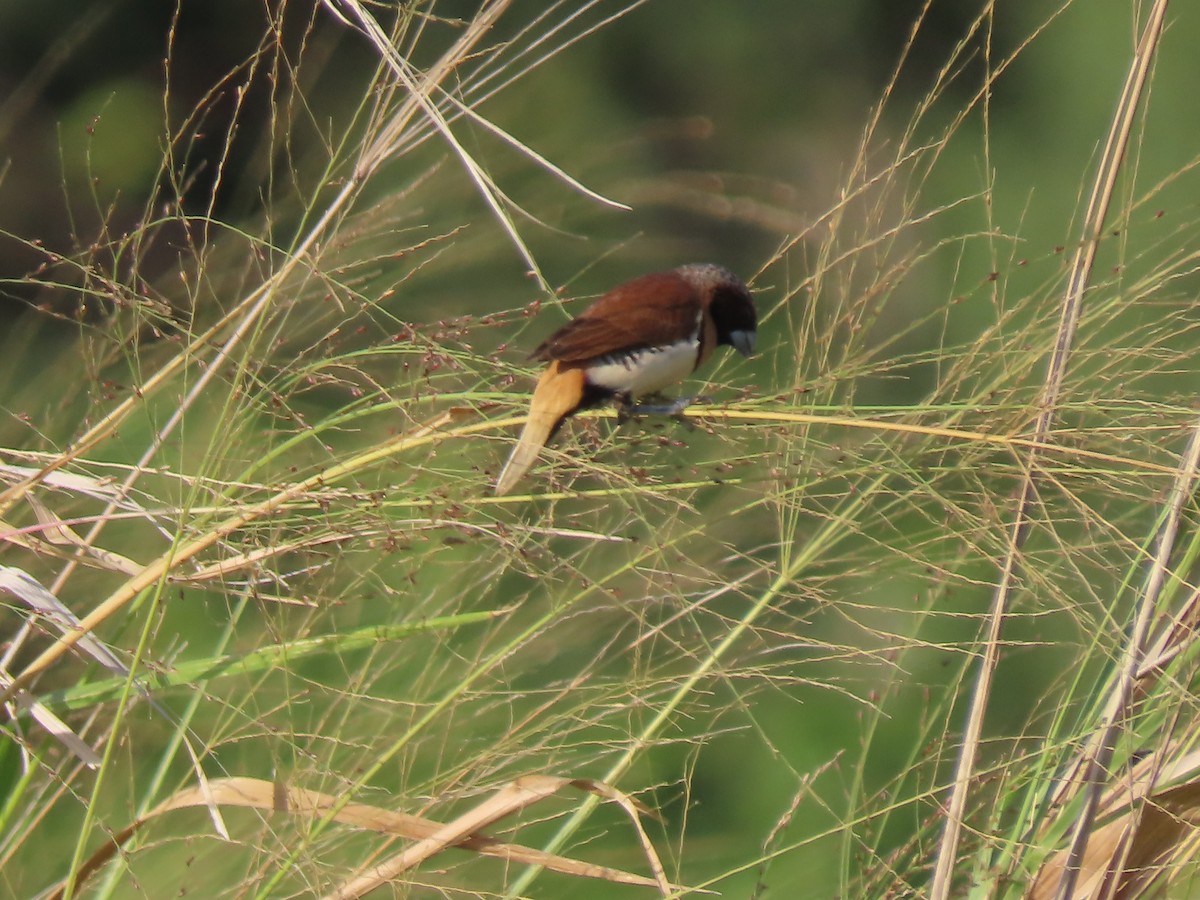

{"left": 495, "top": 363, "right": 585, "bottom": 495}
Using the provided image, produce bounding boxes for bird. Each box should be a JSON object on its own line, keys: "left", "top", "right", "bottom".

{"left": 494, "top": 263, "right": 757, "bottom": 495}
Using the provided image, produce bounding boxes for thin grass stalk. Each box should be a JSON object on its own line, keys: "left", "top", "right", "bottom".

{"left": 249, "top": 487, "right": 749, "bottom": 898}
{"left": 929, "top": 3, "right": 1170, "bottom": 896}
{"left": 0, "top": 0, "right": 515, "bottom": 705}
{"left": 329, "top": 0, "right": 553, "bottom": 292}
{"left": 504, "top": 468, "right": 893, "bottom": 897}
{"left": 0, "top": 398, "right": 1177, "bottom": 707}
{"left": 0, "top": 0, "right": 507, "bottom": 520}
{"left": 0, "top": 410, "right": 467, "bottom": 703}
{"left": 1054, "top": 415, "right": 1200, "bottom": 894}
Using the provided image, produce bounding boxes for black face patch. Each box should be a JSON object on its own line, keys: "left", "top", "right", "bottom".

{"left": 709, "top": 284, "right": 758, "bottom": 347}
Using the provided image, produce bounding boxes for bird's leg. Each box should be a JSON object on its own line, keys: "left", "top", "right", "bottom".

{"left": 614, "top": 392, "right": 635, "bottom": 426}
{"left": 621, "top": 394, "right": 714, "bottom": 431}
{"left": 626, "top": 394, "right": 712, "bottom": 415}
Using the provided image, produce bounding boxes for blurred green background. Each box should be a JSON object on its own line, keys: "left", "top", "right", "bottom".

{"left": 2, "top": 1, "right": 1200, "bottom": 897}
{"left": 6, "top": 0, "right": 1199, "bottom": 412}
{"left": 6, "top": 0, "right": 1191, "bottom": 325}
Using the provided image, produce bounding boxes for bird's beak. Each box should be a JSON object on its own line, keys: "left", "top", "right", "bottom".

{"left": 729, "top": 330, "right": 755, "bottom": 357}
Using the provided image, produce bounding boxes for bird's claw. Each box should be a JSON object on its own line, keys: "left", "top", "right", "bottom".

{"left": 626, "top": 395, "right": 711, "bottom": 415}
{"left": 618, "top": 395, "right": 713, "bottom": 430}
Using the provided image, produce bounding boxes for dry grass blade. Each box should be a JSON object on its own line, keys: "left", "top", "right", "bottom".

{"left": 0, "top": 668, "right": 100, "bottom": 769}
{"left": 1044, "top": 411, "right": 1200, "bottom": 898}
{"left": 0, "top": 567, "right": 230, "bottom": 839}
{"left": 683, "top": 407, "right": 1178, "bottom": 477}
{"left": 1030, "top": 748, "right": 1200, "bottom": 899}
{"left": 0, "top": 409, "right": 471, "bottom": 705}
{"left": 326, "top": 1, "right": 552, "bottom": 287}
{"left": 22, "top": 493, "right": 141, "bottom": 575}
{"left": 0, "top": 461, "right": 144, "bottom": 505}
{"left": 328, "top": 775, "right": 677, "bottom": 899}
{"left": 0, "top": 566, "right": 129, "bottom": 679}
{"left": 171, "top": 531, "right": 357, "bottom": 584}
{"left": 0, "top": 462, "right": 154, "bottom": 572}
{"left": 0, "top": 567, "right": 111, "bottom": 767}
{"left": 43, "top": 776, "right": 682, "bottom": 900}
{"left": 1137, "top": 582, "right": 1200, "bottom": 678}
{"left": 0, "top": 0, "right": 510, "bottom": 533}
{"left": 930, "top": 3, "right": 1171, "bottom": 896}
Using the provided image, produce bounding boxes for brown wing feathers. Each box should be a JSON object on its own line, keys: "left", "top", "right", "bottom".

{"left": 533, "top": 272, "right": 702, "bottom": 365}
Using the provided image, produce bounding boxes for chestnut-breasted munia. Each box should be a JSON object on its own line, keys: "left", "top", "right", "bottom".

{"left": 495, "top": 263, "right": 757, "bottom": 495}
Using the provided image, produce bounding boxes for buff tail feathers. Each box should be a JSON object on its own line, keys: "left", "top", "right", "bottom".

{"left": 495, "top": 363, "right": 585, "bottom": 495}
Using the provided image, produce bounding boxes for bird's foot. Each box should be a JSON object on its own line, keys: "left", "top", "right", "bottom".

{"left": 615, "top": 394, "right": 635, "bottom": 425}
{"left": 619, "top": 395, "right": 712, "bottom": 430}
{"left": 626, "top": 394, "right": 712, "bottom": 415}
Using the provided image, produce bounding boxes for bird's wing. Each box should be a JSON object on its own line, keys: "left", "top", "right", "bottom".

{"left": 532, "top": 272, "right": 702, "bottom": 366}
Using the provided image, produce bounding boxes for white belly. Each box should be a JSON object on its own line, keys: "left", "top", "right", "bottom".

{"left": 585, "top": 339, "right": 698, "bottom": 398}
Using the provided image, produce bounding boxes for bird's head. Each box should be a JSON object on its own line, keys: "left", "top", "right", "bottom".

{"left": 677, "top": 263, "right": 757, "bottom": 358}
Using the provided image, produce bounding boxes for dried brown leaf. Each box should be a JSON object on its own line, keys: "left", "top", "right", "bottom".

{"left": 47, "top": 776, "right": 687, "bottom": 900}
{"left": 1030, "top": 768, "right": 1200, "bottom": 898}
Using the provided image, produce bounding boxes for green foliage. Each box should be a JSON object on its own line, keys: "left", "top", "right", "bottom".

{"left": 1, "top": 2, "right": 1200, "bottom": 898}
